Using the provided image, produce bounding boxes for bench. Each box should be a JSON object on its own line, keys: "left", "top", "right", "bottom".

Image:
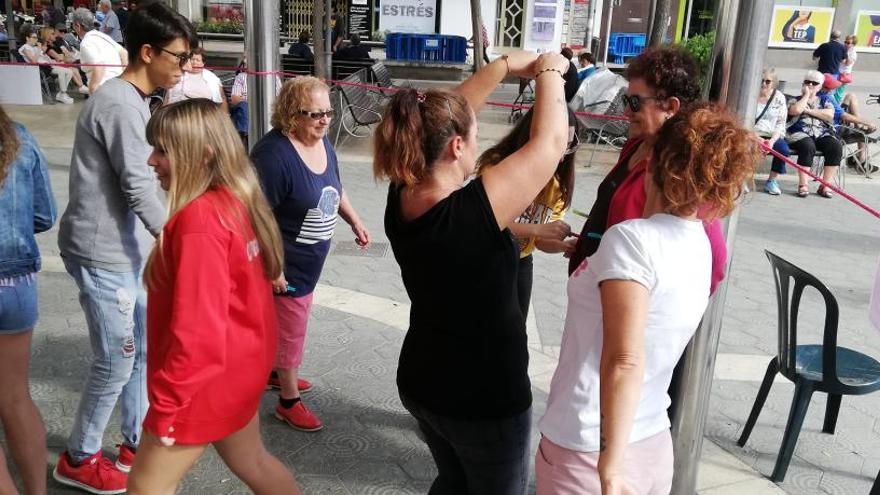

{"left": 279, "top": 54, "right": 314, "bottom": 78}
{"left": 0, "top": 41, "right": 10, "bottom": 62}
{"left": 331, "top": 59, "right": 375, "bottom": 82}
{"left": 331, "top": 68, "right": 382, "bottom": 147}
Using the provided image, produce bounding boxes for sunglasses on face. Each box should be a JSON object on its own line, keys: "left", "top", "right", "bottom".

{"left": 621, "top": 93, "right": 662, "bottom": 113}
{"left": 155, "top": 46, "right": 192, "bottom": 69}
{"left": 299, "top": 109, "right": 335, "bottom": 120}
{"left": 761, "top": 79, "right": 773, "bottom": 85}
{"left": 803, "top": 80, "right": 821, "bottom": 86}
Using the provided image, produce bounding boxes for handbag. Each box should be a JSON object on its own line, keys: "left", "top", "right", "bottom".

{"left": 839, "top": 72, "right": 853, "bottom": 84}
{"left": 755, "top": 89, "right": 776, "bottom": 125}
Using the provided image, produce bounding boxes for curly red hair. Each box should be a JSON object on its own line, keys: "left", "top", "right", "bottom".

{"left": 651, "top": 102, "right": 760, "bottom": 219}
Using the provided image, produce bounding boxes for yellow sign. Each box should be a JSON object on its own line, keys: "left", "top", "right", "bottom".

{"left": 768, "top": 6, "right": 835, "bottom": 49}
{"left": 854, "top": 11, "right": 880, "bottom": 53}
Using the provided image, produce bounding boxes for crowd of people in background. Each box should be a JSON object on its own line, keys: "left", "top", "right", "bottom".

{"left": 756, "top": 29, "right": 877, "bottom": 198}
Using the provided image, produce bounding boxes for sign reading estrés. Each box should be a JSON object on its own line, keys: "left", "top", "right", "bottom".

{"left": 379, "top": 0, "right": 437, "bottom": 34}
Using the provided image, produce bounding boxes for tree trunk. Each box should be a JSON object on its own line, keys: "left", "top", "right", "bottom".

{"left": 648, "top": 0, "right": 672, "bottom": 46}
{"left": 313, "top": 0, "right": 326, "bottom": 78}
{"left": 470, "top": 0, "right": 484, "bottom": 71}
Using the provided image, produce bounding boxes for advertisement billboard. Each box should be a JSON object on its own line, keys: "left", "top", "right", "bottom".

{"left": 854, "top": 11, "right": 880, "bottom": 53}
{"left": 768, "top": 6, "right": 835, "bottom": 49}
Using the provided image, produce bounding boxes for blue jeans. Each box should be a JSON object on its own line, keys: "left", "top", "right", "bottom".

{"left": 0, "top": 274, "right": 38, "bottom": 334}
{"left": 64, "top": 259, "right": 147, "bottom": 462}
{"left": 400, "top": 393, "right": 531, "bottom": 495}
{"left": 771, "top": 139, "right": 791, "bottom": 175}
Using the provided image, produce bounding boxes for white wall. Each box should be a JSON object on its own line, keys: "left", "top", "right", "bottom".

{"left": 438, "top": 0, "right": 497, "bottom": 49}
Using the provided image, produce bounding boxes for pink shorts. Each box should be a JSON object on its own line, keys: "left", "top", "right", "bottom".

{"left": 273, "top": 293, "right": 313, "bottom": 370}
{"left": 535, "top": 430, "right": 673, "bottom": 495}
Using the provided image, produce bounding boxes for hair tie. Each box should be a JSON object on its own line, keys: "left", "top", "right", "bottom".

{"left": 416, "top": 91, "right": 426, "bottom": 103}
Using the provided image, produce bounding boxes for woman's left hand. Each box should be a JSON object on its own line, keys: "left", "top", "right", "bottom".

{"left": 352, "top": 223, "right": 371, "bottom": 249}
{"left": 599, "top": 472, "right": 635, "bottom": 495}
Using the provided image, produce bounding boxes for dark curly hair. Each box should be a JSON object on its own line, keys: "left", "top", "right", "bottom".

{"left": 625, "top": 46, "right": 701, "bottom": 104}
{"left": 652, "top": 102, "right": 760, "bottom": 219}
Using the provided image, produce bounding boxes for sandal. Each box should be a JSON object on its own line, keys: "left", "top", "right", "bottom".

{"left": 817, "top": 185, "right": 833, "bottom": 198}
{"left": 797, "top": 184, "right": 809, "bottom": 198}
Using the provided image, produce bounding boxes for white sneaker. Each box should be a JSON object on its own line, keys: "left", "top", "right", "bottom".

{"left": 77, "top": 85, "right": 90, "bottom": 95}
{"left": 55, "top": 93, "right": 74, "bottom": 104}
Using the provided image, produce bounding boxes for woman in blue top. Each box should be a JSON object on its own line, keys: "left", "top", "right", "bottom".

{"left": 251, "top": 77, "right": 370, "bottom": 433}
{"left": 0, "top": 105, "right": 56, "bottom": 494}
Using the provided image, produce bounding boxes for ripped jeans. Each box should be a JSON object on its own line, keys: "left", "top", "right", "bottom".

{"left": 63, "top": 259, "right": 147, "bottom": 462}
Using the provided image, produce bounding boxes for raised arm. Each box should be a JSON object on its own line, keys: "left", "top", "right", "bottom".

{"left": 455, "top": 50, "right": 538, "bottom": 114}
{"left": 480, "top": 52, "right": 570, "bottom": 230}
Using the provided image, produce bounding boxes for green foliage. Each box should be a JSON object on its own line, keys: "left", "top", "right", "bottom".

{"left": 680, "top": 30, "right": 715, "bottom": 89}
{"left": 194, "top": 20, "right": 244, "bottom": 34}
{"left": 681, "top": 30, "right": 715, "bottom": 74}
{"left": 372, "top": 30, "right": 391, "bottom": 42}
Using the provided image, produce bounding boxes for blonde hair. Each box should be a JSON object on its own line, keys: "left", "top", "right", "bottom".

{"left": 271, "top": 76, "right": 331, "bottom": 135}
{"left": 845, "top": 35, "right": 857, "bottom": 45}
{"left": 144, "top": 99, "right": 283, "bottom": 288}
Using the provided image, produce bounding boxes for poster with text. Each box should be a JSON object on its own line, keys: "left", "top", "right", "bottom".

{"left": 768, "top": 6, "right": 835, "bottom": 49}
{"left": 854, "top": 11, "right": 880, "bottom": 53}
{"left": 379, "top": 0, "right": 437, "bottom": 34}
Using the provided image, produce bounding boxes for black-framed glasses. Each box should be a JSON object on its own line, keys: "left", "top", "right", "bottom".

{"left": 761, "top": 79, "right": 773, "bottom": 85}
{"left": 155, "top": 46, "right": 192, "bottom": 68}
{"left": 299, "top": 109, "right": 335, "bottom": 120}
{"left": 803, "top": 80, "right": 821, "bottom": 86}
{"left": 621, "top": 93, "right": 662, "bottom": 113}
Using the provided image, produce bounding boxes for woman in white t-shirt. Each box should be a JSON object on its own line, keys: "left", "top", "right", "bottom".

{"left": 164, "top": 48, "right": 228, "bottom": 113}
{"left": 536, "top": 103, "right": 759, "bottom": 495}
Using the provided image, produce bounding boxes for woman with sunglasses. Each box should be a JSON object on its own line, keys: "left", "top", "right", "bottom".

{"left": 537, "top": 102, "right": 759, "bottom": 495}
{"left": 251, "top": 77, "right": 370, "bottom": 433}
{"left": 569, "top": 46, "right": 727, "bottom": 296}
{"left": 755, "top": 67, "right": 791, "bottom": 196}
{"left": 477, "top": 108, "right": 580, "bottom": 320}
{"left": 785, "top": 70, "right": 842, "bottom": 198}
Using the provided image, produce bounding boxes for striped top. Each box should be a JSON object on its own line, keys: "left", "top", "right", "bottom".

{"left": 251, "top": 129, "right": 343, "bottom": 296}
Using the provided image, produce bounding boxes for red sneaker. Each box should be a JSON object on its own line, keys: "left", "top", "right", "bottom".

{"left": 115, "top": 444, "right": 136, "bottom": 473}
{"left": 53, "top": 451, "right": 127, "bottom": 495}
{"left": 266, "top": 372, "right": 313, "bottom": 393}
{"left": 275, "top": 401, "right": 323, "bottom": 432}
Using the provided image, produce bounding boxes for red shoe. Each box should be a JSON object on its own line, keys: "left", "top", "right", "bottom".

{"left": 275, "top": 401, "right": 323, "bottom": 432}
{"left": 266, "top": 371, "right": 313, "bottom": 393}
{"left": 115, "top": 444, "right": 136, "bottom": 473}
{"left": 53, "top": 451, "right": 127, "bottom": 495}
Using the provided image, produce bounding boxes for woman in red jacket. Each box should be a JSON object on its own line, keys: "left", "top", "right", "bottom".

{"left": 126, "top": 99, "right": 301, "bottom": 495}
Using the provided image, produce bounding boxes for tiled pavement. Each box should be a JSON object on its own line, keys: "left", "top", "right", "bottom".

{"left": 3, "top": 80, "right": 880, "bottom": 494}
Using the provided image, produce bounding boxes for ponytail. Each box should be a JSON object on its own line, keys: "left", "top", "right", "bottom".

{"left": 374, "top": 89, "right": 427, "bottom": 187}
{"left": 373, "top": 88, "right": 473, "bottom": 187}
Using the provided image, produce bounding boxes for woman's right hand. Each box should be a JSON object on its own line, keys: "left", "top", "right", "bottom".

{"left": 272, "top": 275, "right": 288, "bottom": 295}
{"left": 537, "top": 220, "right": 571, "bottom": 240}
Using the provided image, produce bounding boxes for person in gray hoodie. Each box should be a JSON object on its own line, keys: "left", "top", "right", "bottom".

{"left": 54, "top": 4, "right": 197, "bottom": 494}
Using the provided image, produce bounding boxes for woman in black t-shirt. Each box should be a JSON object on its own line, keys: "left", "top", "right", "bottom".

{"left": 373, "top": 51, "right": 570, "bottom": 494}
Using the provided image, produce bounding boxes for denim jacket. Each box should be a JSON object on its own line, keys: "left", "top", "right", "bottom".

{"left": 0, "top": 123, "right": 56, "bottom": 278}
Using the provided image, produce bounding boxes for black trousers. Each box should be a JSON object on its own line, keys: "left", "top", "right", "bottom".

{"left": 788, "top": 135, "right": 843, "bottom": 168}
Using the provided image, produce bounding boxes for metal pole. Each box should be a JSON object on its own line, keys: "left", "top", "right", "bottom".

{"left": 313, "top": 0, "right": 326, "bottom": 79}
{"left": 471, "top": 0, "right": 484, "bottom": 69}
{"left": 602, "top": 0, "right": 613, "bottom": 66}
{"left": 324, "top": 0, "right": 332, "bottom": 79}
{"left": 682, "top": 0, "right": 694, "bottom": 41}
{"left": 5, "top": 0, "right": 16, "bottom": 59}
{"left": 668, "top": 0, "right": 773, "bottom": 492}
{"left": 583, "top": 0, "right": 595, "bottom": 53}
{"left": 245, "top": 0, "right": 279, "bottom": 150}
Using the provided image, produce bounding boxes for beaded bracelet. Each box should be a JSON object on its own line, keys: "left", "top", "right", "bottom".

{"left": 535, "top": 68, "right": 564, "bottom": 80}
